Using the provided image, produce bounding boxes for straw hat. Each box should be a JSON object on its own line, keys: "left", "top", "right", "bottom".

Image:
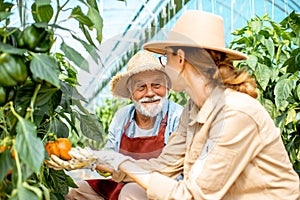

{"left": 143, "top": 10, "right": 247, "bottom": 60}
{"left": 110, "top": 50, "right": 171, "bottom": 98}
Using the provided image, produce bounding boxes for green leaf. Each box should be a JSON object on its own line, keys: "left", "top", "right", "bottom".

{"left": 249, "top": 20, "right": 262, "bottom": 32}
{"left": 0, "top": 12, "right": 11, "bottom": 21}
{"left": 263, "top": 38, "right": 275, "bottom": 58}
{"left": 0, "top": 149, "right": 13, "bottom": 181}
{"left": 297, "top": 84, "right": 300, "bottom": 100}
{"left": 274, "top": 78, "right": 294, "bottom": 110}
{"left": 61, "top": 42, "right": 89, "bottom": 72}
{"left": 262, "top": 98, "right": 276, "bottom": 119}
{"left": 254, "top": 63, "right": 271, "bottom": 90}
{"left": 49, "top": 119, "right": 69, "bottom": 138}
{"left": 35, "top": 0, "right": 51, "bottom": 6}
{"left": 31, "top": 3, "right": 53, "bottom": 23}
{"left": 30, "top": 54, "right": 60, "bottom": 88}
{"left": 48, "top": 169, "right": 69, "bottom": 195}
{"left": 245, "top": 55, "right": 258, "bottom": 71}
{"left": 87, "top": 6, "right": 103, "bottom": 43}
{"left": 79, "top": 23, "right": 96, "bottom": 47}
{"left": 71, "top": 34, "right": 99, "bottom": 63}
{"left": 35, "top": 87, "right": 59, "bottom": 107}
{"left": 70, "top": 6, "right": 93, "bottom": 27}
{"left": 0, "top": 42, "right": 27, "bottom": 55}
{"left": 286, "top": 109, "right": 296, "bottom": 125}
{"left": 60, "top": 82, "right": 85, "bottom": 101}
{"left": 77, "top": 112, "right": 104, "bottom": 142}
{"left": 11, "top": 182, "right": 38, "bottom": 200}
{"left": 15, "top": 118, "right": 44, "bottom": 172}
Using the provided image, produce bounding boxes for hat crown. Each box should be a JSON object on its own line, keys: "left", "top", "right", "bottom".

{"left": 142, "top": 10, "right": 247, "bottom": 60}
{"left": 127, "top": 50, "right": 161, "bottom": 72}
{"left": 169, "top": 11, "right": 225, "bottom": 49}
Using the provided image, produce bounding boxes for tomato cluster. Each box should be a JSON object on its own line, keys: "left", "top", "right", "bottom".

{"left": 45, "top": 138, "right": 72, "bottom": 161}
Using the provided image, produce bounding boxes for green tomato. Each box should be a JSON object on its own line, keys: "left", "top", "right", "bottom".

{"left": 22, "top": 25, "right": 46, "bottom": 50}
{"left": 0, "top": 53, "right": 28, "bottom": 87}
{"left": 0, "top": 87, "right": 6, "bottom": 105}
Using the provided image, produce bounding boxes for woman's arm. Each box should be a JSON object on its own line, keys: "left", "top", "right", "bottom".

{"left": 119, "top": 160, "right": 151, "bottom": 190}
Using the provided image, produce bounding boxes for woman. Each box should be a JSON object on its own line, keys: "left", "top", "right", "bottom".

{"left": 50, "top": 11, "right": 300, "bottom": 199}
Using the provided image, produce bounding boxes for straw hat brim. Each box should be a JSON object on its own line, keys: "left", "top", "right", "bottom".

{"left": 143, "top": 40, "right": 248, "bottom": 60}
{"left": 110, "top": 63, "right": 171, "bottom": 99}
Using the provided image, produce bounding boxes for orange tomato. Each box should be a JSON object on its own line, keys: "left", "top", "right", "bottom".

{"left": 0, "top": 145, "right": 15, "bottom": 159}
{"left": 45, "top": 138, "right": 72, "bottom": 161}
{"left": 56, "top": 138, "right": 72, "bottom": 160}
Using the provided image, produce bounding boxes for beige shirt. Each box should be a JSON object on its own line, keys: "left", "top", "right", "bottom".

{"left": 113, "top": 87, "right": 300, "bottom": 199}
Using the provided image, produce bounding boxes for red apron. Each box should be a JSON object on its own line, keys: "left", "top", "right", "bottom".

{"left": 86, "top": 113, "right": 168, "bottom": 200}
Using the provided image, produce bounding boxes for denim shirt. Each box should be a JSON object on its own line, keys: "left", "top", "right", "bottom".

{"left": 105, "top": 100, "right": 183, "bottom": 151}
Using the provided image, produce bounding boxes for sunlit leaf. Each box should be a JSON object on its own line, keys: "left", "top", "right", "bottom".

{"left": 249, "top": 20, "right": 262, "bottom": 32}
{"left": 70, "top": 6, "right": 93, "bottom": 27}
{"left": 254, "top": 63, "right": 271, "bottom": 90}
{"left": 245, "top": 55, "right": 257, "bottom": 71}
{"left": 274, "top": 78, "right": 294, "bottom": 110}
{"left": 263, "top": 38, "right": 275, "bottom": 58}
{"left": 87, "top": 6, "right": 103, "bottom": 43}
{"left": 286, "top": 109, "right": 296, "bottom": 125}
{"left": 15, "top": 118, "right": 44, "bottom": 172}
{"left": 30, "top": 54, "right": 60, "bottom": 87}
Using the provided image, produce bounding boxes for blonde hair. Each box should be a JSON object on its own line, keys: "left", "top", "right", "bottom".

{"left": 174, "top": 47, "right": 258, "bottom": 98}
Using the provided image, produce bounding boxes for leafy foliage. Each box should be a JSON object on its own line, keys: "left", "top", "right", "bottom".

{"left": 0, "top": 0, "right": 105, "bottom": 199}
{"left": 230, "top": 11, "right": 300, "bottom": 175}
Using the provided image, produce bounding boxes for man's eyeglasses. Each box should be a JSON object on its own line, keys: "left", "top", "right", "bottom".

{"left": 159, "top": 55, "right": 167, "bottom": 68}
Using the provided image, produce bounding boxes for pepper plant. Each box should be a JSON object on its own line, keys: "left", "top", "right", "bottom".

{"left": 230, "top": 11, "right": 300, "bottom": 175}
{"left": 0, "top": 0, "right": 105, "bottom": 199}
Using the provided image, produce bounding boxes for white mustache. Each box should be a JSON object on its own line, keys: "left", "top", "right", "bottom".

{"left": 139, "top": 96, "right": 161, "bottom": 103}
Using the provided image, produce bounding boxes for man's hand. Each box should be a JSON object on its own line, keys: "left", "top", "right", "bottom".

{"left": 45, "top": 146, "right": 98, "bottom": 170}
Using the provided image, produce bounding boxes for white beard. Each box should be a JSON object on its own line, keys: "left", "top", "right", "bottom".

{"left": 133, "top": 94, "right": 168, "bottom": 117}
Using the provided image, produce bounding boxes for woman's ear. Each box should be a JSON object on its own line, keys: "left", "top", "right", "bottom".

{"left": 177, "top": 49, "right": 185, "bottom": 67}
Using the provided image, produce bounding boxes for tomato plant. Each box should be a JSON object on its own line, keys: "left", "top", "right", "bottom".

{"left": 0, "top": 0, "right": 105, "bottom": 199}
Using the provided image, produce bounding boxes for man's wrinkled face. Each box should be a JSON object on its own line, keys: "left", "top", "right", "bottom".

{"left": 128, "top": 71, "right": 168, "bottom": 117}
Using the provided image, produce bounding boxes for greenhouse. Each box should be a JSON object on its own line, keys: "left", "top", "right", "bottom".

{"left": 0, "top": 0, "right": 299, "bottom": 199}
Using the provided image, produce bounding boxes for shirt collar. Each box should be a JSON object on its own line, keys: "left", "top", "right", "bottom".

{"left": 189, "top": 86, "right": 225, "bottom": 125}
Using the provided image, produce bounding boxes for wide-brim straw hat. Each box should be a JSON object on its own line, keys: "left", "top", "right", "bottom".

{"left": 143, "top": 10, "right": 247, "bottom": 60}
{"left": 110, "top": 50, "right": 171, "bottom": 99}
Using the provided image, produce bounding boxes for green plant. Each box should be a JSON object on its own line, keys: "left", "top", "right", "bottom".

{"left": 0, "top": 0, "right": 105, "bottom": 199}
{"left": 230, "top": 11, "right": 300, "bottom": 175}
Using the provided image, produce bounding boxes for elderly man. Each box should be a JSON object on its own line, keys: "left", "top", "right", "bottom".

{"left": 65, "top": 50, "right": 183, "bottom": 199}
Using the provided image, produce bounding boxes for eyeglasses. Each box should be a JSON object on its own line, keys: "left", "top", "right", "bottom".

{"left": 159, "top": 55, "right": 167, "bottom": 68}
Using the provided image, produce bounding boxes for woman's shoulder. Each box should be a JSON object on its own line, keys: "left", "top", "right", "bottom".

{"left": 225, "top": 89, "right": 270, "bottom": 120}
